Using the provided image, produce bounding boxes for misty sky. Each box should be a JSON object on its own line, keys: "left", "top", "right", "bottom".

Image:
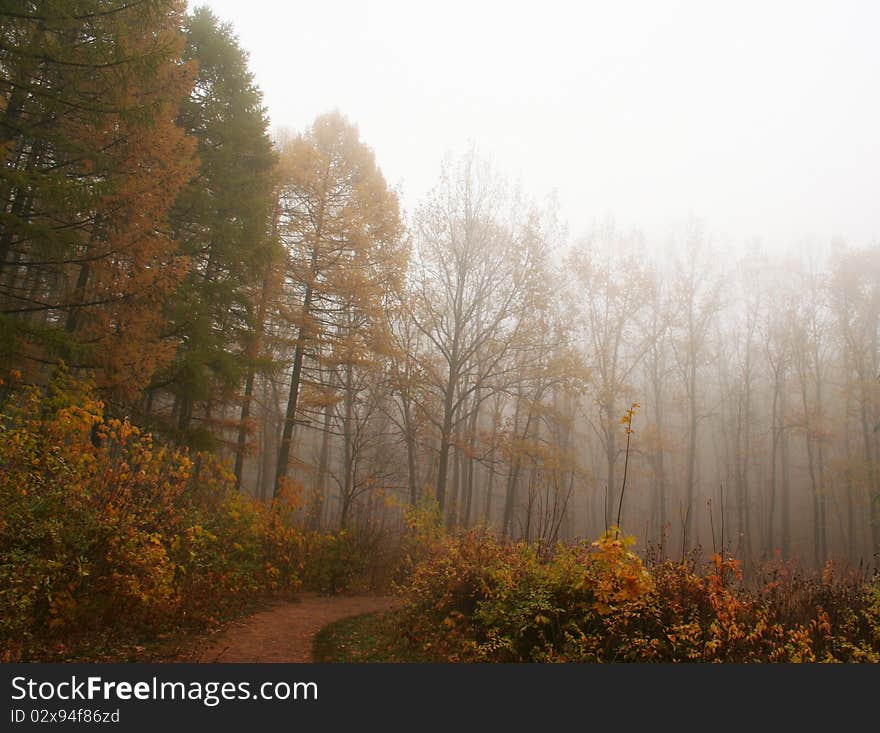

{"left": 192, "top": 0, "right": 880, "bottom": 254}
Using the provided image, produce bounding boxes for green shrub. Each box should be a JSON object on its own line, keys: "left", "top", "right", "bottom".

{"left": 297, "top": 530, "right": 367, "bottom": 595}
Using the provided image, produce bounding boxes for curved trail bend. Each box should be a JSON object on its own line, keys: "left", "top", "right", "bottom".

{"left": 180, "top": 594, "right": 397, "bottom": 663}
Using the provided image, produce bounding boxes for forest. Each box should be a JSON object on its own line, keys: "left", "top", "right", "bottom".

{"left": 1, "top": 0, "right": 879, "bottom": 664}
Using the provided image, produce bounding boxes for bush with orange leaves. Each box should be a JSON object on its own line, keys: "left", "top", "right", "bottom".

{"left": 396, "top": 528, "right": 880, "bottom": 662}
{"left": 0, "top": 371, "right": 304, "bottom": 661}
{"left": 595, "top": 554, "right": 880, "bottom": 662}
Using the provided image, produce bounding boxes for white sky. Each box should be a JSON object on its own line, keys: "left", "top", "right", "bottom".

{"left": 190, "top": 0, "right": 880, "bottom": 254}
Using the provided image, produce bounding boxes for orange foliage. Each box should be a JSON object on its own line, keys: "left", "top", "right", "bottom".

{"left": 0, "top": 372, "right": 304, "bottom": 661}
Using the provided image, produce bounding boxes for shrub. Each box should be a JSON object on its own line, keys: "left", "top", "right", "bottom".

{"left": 395, "top": 530, "right": 880, "bottom": 663}
{"left": 297, "top": 530, "right": 367, "bottom": 595}
{"left": 0, "top": 372, "right": 305, "bottom": 660}
{"left": 397, "top": 528, "right": 653, "bottom": 662}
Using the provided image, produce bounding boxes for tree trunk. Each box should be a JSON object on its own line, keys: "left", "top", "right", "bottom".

{"left": 463, "top": 391, "right": 480, "bottom": 527}
{"left": 603, "top": 397, "right": 617, "bottom": 531}
{"left": 503, "top": 393, "right": 538, "bottom": 539}
{"left": 435, "top": 357, "right": 459, "bottom": 512}
{"left": 684, "top": 354, "right": 698, "bottom": 551}
{"left": 740, "top": 348, "right": 754, "bottom": 568}
{"left": 234, "top": 250, "right": 275, "bottom": 490}
{"left": 780, "top": 383, "right": 791, "bottom": 558}
{"left": 64, "top": 216, "right": 102, "bottom": 335}
{"left": 274, "top": 278, "right": 314, "bottom": 496}
{"left": 402, "top": 395, "right": 419, "bottom": 505}
{"left": 766, "top": 370, "right": 779, "bottom": 556}
{"left": 311, "top": 402, "right": 333, "bottom": 531}
{"left": 447, "top": 385, "right": 462, "bottom": 529}
{"left": 340, "top": 362, "right": 354, "bottom": 530}
{"left": 812, "top": 315, "right": 828, "bottom": 563}
{"left": 858, "top": 371, "right": 880, "bottom": 564}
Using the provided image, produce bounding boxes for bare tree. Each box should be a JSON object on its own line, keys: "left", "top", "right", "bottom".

{"left": 668, "top": 223, "right": 723, "bottom": 552}
{"left": 568, "top": 221, "right": 654, "bottom": 531}
{"left": 408, "top": 151, "right": 549, "bottom": 520}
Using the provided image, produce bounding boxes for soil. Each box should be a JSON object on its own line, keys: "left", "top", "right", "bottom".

{"left": 176, "top": 593, "right": 399, "bottom": 663}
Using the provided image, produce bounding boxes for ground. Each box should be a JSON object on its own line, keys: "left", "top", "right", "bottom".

{"left": 177, "top": 593, "right": 398, "bottom": 663}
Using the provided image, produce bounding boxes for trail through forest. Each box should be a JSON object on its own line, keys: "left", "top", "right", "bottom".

{"left": 178, "top": 594, "right": 398, "bottom": 663}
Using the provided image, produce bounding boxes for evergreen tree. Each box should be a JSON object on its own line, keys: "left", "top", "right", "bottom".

{"left": 0, "top": 0, "right": 197, "bottom": 400}
{"left": 149, "top": 6, "right": 278, "bottom": 448}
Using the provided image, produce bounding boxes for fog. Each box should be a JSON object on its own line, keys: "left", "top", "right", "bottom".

{"left": 196, "top": 0, "right": 880, "bottom": 250}
{"left": 7, "top": 0, "right": 880, "bottom": 668}
{"left": 171, "top": 1, "right": 880, "bottom": 569}
{"left": 4, "top": 1, "right": 879, "bottom": 575}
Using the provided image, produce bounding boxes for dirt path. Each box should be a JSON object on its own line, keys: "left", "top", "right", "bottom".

{"left": 178, "top": 594, "right": 398, "bottom": 663}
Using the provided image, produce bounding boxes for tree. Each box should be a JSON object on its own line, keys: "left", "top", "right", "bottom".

{"left": 728, "top": 252, "right": 763, "bottom": 567}
{"left": 830, "top": 245, "right": 880, "bottom": 565}
{"left": 409, "top": 151, "right": 550, "bottom": 520}
{"left": 500, "top": 306, "right": 584, "bottom": 539}
{"left": 668, "top": 223, "right": 722, "bottom": 552}
{"left": 149, "top": 5, "right": 277, "bottom": 451}
{"left": 790, "top": 261, "right": 831, "bottom": 565}
{"left": 638, "top": 262, "right": 673, "bottom": 549}
{"left": 568, "top": 221, "right": 653, "bottom": 531}
{"left": 384, "top": 302, "right": 434, "bottom": 506}
{"left": 0, "top": 0, "right": 196, "bottom": 400}
{"left": 273, "top": 111, "right": 405, "bottom": 496}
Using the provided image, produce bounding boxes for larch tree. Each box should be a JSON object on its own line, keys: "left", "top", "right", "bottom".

{"left": 154, "top": 5, "right": 277, "bottom": 450}
{"left": 0, "top": 0, "right": 197, "bottom": 400}
{"left": 273, "top": 111, "right": 406, "bottom": 497}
